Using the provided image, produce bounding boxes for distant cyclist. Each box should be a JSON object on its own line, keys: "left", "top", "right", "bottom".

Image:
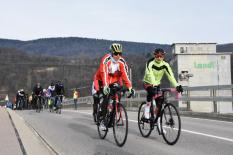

{"left": 16, "top": 89, "right": 25, "bottom": 110}
{"left": 32, "top": 82, "right": 43, "bottom": 109}
{"left": 47, "top": 82, "right": 56, "bottom": 110}
{"left": 92, "top": 43, "right": 135, "bottom": 129}
{"left": 143, "top": 48, "right": 183, "bottom": 120}
{"left": 54, "top": 81, "right": 65, "bottom": 110}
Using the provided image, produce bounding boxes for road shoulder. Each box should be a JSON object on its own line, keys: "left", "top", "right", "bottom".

{"left": 7, "top": 109, "right": 56, "bottom": 155}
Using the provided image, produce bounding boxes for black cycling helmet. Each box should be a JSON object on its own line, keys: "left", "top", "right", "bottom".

{"left": 154, "top": 48, "right": 165, "bottom": 55}
{"left": 110, "top": 43, "right": 122, "bottom": 53}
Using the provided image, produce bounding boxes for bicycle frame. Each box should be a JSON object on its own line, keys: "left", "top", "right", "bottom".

{"left": 151, "top": 88, "right": 180, "bottom": 124}
{"left": 110, "top": 90, "right": 123, "bottom": 126}
{"left": 138, "top": 87, "right": 181, "bottom": 145}
{"left": 97, "top": 83, "right": 132, "bottom": 147}
{"left": 103, "top": 85, "right": 121, "bottom": 127}
{"left": 35, "top": 95, "right": 42, "bottom": 112}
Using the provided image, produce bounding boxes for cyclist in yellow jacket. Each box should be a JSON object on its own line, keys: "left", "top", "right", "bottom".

{"left": 143, "top": 48, "right": 183, "bottom": 119}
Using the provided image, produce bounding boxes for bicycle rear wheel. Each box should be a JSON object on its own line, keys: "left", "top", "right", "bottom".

{"left": 161, "top": 103, "right": 181, "bottom": 145}
{"left": 113, "top": 103, "right": 128, "bottom": 147}
{"left": 138, "top": 102, "right": 152, "bottom": 137}
{"left": 36, "top": 98, "right": 41, "bottom": 113}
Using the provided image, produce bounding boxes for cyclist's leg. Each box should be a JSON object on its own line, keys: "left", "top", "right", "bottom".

{"left": 39, "top": 96, "right": 42, "bottom": 109}
{"left": 93, "top": 94, "right": 99, "bottom": 117}
{"left": 144, "top": 84, "right": 155, "bottom": 119}
{"left": 155, "top": 97, "right": 163, "bottom": 133}
{"left": 101, "top": 95, "right": 108, "bottom": 117}
{"left": 54, "top": 96, "right": 58, "bottom": 109}
{"left": 50, "top": 97, "right": 55, "bottom": 110}
{"left": 92, "top": 81, "right": 100, "bottom": 118}
{"left": 154, "top": 98, "right": 161, "bottom": 122}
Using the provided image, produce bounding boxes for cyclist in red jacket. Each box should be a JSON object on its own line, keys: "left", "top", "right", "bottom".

{"left": 92, "top": 43, "right": 135, "bottom": 126}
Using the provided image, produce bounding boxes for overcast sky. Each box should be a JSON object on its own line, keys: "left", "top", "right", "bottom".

{"left": 0, "top": 0, "right": 232, "bottom": 44}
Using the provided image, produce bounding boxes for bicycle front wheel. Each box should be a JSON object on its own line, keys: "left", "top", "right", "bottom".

{"left": 161, "top": 103, "right": 181, "bottom": 145}
{"left": 57, "top": 105, "right": 62, "bottom": 114}
{"left": 36, "top": 98, "right": 41, "bottom": 113}
{"left": 138, "top": 102, "right": 152, "bottom": 137}
{"left": 113, "top": 103, "right": 128, "bottom": 147}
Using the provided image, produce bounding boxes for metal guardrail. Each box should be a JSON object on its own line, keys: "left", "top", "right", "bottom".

{"left": 63, "top": 85, "right": 233, "bottom": 112}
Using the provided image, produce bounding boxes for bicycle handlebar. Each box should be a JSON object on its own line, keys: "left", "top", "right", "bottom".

{"left": 109, "top": 83, "right": 133, "bottom": 99}
{"left": 153, "top": 87, "right": 182, "bottom": 100}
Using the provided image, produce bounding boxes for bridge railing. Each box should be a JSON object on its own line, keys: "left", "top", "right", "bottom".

{"left": 63, "top": 84, "right": 233, "bottom": 113}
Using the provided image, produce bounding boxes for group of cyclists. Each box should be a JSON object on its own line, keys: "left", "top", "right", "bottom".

{"left": 91, "top": 43, "right": 183, "bottom": 131}
{"left": 13, "top": 42, "right": 183, "bottom": 146}
{"left": 15, "top": 81, "right": 65, "bottom": 112}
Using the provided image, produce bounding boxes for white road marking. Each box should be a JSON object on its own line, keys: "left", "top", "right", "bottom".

{"left": 182, "top": 116, "right": 233, "bottom": 124}
{"left": 181, "top": 129, "right": 233, "bottom": 142}
{"left": 63, "top": 109, "right": 233, "bottom": 143}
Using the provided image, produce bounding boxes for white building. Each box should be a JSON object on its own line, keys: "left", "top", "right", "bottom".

{"left": 171, "top": 43, "right": 232, "bottom": 113}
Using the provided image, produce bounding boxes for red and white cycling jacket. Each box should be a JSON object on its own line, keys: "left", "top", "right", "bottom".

{"left": 93, "top": 53, "right": 132, "bottom": 92}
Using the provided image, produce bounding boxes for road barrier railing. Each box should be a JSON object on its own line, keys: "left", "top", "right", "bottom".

{"left": 63, "top": 84, "right": 233, "bottom": 113}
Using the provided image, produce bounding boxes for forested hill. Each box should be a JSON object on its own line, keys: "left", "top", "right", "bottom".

{"left": 216, "top": 43, "right": 233, "bottom": 52}
{"left": 0, "top": 37, "right": 171, "bottom": 57}
{"left": 0, "top": 37, "right": 232, "bottom": 99}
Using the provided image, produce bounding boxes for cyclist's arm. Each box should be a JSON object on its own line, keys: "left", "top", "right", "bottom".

{"left": 119, "top": 59, "right": 132, "bottom": 89}
{"left": 164, "top": 62, "right": 178, "bottom": 87}
{"left": 99, "top": 54, "right": 110, "bottom": 86}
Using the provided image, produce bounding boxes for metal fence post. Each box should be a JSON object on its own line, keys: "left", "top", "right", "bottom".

{"left": 187, "top": 90, "right": 190, "bottom": 111}
{"left": 213, "top": 89, "right": 217, "bottom": 113}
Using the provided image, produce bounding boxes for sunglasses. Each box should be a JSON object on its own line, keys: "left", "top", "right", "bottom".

{"left": 154, "top": 54, "right": 164, "bottom": 58}
{"left": 113, "top": 52, "right": 122, "bottom": 56}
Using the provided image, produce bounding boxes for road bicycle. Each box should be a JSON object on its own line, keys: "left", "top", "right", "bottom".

{"left": 35, "top": 95, "right": 42, "bottom": 113}
{"left": 17, "top": 97, "right": 26, "bottom": 110}
{"left": 138, "top": 87, "right": 181, "bottom": 145}
{"left": 96, "top": 83, "right": 133, "bottom": 147}
{"left": 54, "top": 95, "right": 63, "bottom": 114}
{"left": 48, "top": 97, "right": 55, "bottom": 112}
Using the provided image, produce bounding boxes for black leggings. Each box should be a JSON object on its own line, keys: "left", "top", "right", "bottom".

{"left": 145, "top": 85, "right": 162, "bottom": 109}
{"left": 145, "top": 86, "right": 155, "bottom": 102}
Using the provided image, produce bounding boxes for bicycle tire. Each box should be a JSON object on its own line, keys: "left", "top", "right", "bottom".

{"left": 97, "top": 104, "right": 108, "bottom": 139}
{"left": 138, "top": 102, "right": 152, "bottom": 137}
{"left": 161, "top": 103, "right": 181, "bottom": 145}
{"left": 113, "top": 103, "right": 128, "bottom": 147}
{"left": 18, "top": 99, "right": 22, "bottom": 110}
{"left": 57, "top": 100, "right": 62, "bottom": 114}
{"left": 59, "top": 106, "right": 62, "bottom": 114}
{"left": 36, "top": 98, "right": 41, "bottom": 113}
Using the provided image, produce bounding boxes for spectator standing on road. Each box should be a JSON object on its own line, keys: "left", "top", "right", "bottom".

{"left": 73, "top": 89, "right": 79, "bottom": 110}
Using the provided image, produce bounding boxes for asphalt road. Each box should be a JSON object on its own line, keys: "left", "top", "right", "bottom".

{"left": 15, "top": 109, "right": 233, "bottom": 155}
